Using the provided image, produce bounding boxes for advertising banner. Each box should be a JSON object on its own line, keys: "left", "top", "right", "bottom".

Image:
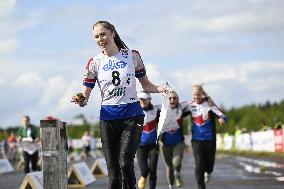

{"left": 274, "top": 129, "right": 284, "bottom": 152}
{"left": 251, "top": 130, "right": 274, "bottom": 152}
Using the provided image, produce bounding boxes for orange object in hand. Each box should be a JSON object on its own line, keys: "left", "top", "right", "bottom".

{"left": 71, "top": 93, "right": 85, "bottom": 104}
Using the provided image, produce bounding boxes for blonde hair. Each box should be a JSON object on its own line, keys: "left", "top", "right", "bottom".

{"left": 169, "top": 90, "right": 179, "bottom": 106}
{"left": 192, "top": 84, "right": 216, "bottom": 106}
{"left": 168, "top": 90, "right": 180, "bottom": 110}
{"left": 192, "top": 84, "right": 208, "bottom": 98}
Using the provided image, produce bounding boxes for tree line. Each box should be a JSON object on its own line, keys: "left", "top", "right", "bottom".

{"left": 0, "top": 100, "right": 283, "bottom": 140}
{"left": 217, "top": 100, "right": 284, "bottom": 135}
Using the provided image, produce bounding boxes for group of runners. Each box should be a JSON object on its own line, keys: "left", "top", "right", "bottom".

{"left": 135, "top": 86, "right": 226, "bottom": 189}
{"left": 72, "top": 20, "right": 227, "bottom": 189}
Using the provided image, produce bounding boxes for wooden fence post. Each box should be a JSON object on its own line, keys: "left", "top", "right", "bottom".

{"left": 40, "top": 117, "right": 68, "bottom": 189}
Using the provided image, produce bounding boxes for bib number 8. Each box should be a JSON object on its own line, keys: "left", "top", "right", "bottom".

{"left": 112, "top": 71, "right": 121, "bottom": 86}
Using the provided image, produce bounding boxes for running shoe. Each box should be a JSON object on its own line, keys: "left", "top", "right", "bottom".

{"left": 138, "top": 176, "right": 147, "bottom": 189}
{"left": 176, "top": 174, "right": 183, "bottom": 188}
{"left": 204, "top": 172, "right": 211, "bottom": 183}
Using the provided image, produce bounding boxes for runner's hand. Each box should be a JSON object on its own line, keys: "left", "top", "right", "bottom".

{"left": 218, "top": 118, "right": 226, "bottom": 126}
{"left": 71, "top": 93, "right": 87, "bottom": 107}
{"left": 160, "top": 82, "right": 172, "bottom": 96}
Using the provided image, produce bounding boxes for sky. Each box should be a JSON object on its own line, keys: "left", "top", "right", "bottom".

{"left": 0, "top": 0, "right": 284, "bottom": 128}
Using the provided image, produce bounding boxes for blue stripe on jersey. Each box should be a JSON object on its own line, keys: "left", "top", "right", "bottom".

{"left": 191, "top": 120, "right": 214, "bottom": 141}
{"left": 135, "top": 68, "right": 146, "bottom": 78}
{"left": 100, "top": 101, "right": 144, "bottom": 120}
{"left": 140, "top": 129, "right": 157, "bottom": 146}
{"left": 83, "top": 82, "right": 95, "bottom": 89}
{"left": 162, "top": 128, "right": 183, "bottom": 146}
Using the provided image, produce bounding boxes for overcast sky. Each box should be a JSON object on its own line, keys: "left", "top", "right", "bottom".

{"left": 0, "top": 0, "right": 284, "bottom": 128}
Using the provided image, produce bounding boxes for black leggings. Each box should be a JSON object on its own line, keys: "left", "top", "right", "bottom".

{"left": 23, "top": 151, "right": 38, "bottom": 174}
{"left": 192, "top": 140, "right": 216, "bottom": 189}
{"left": 100, "top": 116, "right": 144, "bottom": 189}
{"left": 137, "top": 145, "right": 159, "bottom": 189}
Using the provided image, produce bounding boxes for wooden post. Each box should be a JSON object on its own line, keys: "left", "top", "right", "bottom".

{"left": 40, "top": 117, "right": 68, "bottom": 189}
{"left": 59, "top": 122, "right": 68, "bottom": 188}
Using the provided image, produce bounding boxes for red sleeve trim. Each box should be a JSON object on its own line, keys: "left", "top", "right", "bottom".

{"left": 85, "top": 57, "right": 93, "bottom": 70}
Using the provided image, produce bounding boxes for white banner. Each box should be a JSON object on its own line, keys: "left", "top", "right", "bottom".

{"left": 216, "top": 134, "right": 224, "bottom": 149}
{"left": 251, "top": 130, "right": 275, "bottom": 152}
{"left": 235, "top": 133, "right": 252, "bottom": 150}
{"left": 72, "top": 139, "right": 83, "bottom": 149}
{"left": 223, "top": 135, "right": 234, "bottom": 150}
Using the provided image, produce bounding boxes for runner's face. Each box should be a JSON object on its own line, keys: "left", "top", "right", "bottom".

{"left": 139, "top": 98, "right": 150, "bottom": 108}
{"left": 192, "top": 88, "right": 202, "bottom": 103}
{"left": 93, "top": 25, "right": 115, "bottom": 51}
{"left": 169, "top": 94, "right": 178, "bottom": 108}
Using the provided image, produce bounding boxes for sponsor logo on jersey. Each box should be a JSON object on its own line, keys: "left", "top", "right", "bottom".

{"left": 191, "top": 105, "right": 197, "bottom": 112}
{"left": 108, "top": 87, "right": 126, "bottom": 97}
{"left": 103, "top": 60, "right": 127, "bottom": 71}
{"left": 121, "top": 50, "right": 129, "bottom": 58}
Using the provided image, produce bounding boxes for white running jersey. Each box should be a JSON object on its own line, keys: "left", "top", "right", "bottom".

{"left": 96, "top": 50, "right": 138, "bottom": 105}
{"left": 83, "top": 49, "right": 146, "bottom": 120}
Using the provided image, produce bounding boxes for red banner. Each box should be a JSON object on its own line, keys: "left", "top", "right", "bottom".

{"left": 274, "top": 129, "right": 284, "bottom": 152}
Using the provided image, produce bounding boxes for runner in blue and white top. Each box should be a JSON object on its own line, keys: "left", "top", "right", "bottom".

{"left": 158, "top": 91, "right": 191, "bottom": 189}
{"left": 83, "top": 48, "right": 145, "bottom": 120}
{"left": 189, "top": 84, "right": 227, "bottom": 189}
{"left": 72, "top": 21, "right": 167, "bottom": 189}
{"left": 137, "top": 91, "right": 161, "bottom": 189}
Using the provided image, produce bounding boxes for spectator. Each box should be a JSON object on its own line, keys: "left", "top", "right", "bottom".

{"left": 81, "top": 131, "right": 92, "bottom": 159}
{"left": 18, "top": 115, "right": 39, "bottom": 174}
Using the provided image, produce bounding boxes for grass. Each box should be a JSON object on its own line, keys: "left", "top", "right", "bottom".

{"left": 217, "top": 149, "right": 284, "bottom": 160}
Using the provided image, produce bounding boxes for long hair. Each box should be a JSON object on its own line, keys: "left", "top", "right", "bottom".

{"left": 92, "top": 21, "right": 128, "bottom": 50}
{"left": 192, "top": 84, "right": 216, "bottom": 106}
{"left": 169, "top": 90, "right": 179, "bottom": 103}
{"left": 192, "top": 84, "right": 208, "bottom": 98}
{"left": 169, "top": 90, "right": 180, "bottom": 111}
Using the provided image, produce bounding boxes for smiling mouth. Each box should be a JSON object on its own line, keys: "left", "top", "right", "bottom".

{"left": 99, "top": 42, "right": 107, "bottom": 47}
